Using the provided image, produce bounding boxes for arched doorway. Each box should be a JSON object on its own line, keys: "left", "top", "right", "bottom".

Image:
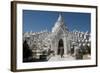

{"left": 57, "top": 39, "right": 64, "bottom": 55}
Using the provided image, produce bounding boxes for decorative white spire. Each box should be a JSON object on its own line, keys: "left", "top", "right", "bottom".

{"left": 57, "top": 13, "right": 63, "bottom": 22}
{"left": 52, "top": 13, "right": 65, "bottom": 32}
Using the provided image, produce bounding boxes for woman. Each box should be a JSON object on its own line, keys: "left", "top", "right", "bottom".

{"left": 60, "top": 47, "right": 64, "bottom": 58}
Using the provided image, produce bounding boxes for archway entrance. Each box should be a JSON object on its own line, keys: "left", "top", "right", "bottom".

{"left": 57, "top": 39, "right": 64, "bottom": 55}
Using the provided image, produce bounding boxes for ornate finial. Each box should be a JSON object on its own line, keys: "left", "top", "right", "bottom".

{"left": 57, "top": 13, "right": 63, "bottom": 22}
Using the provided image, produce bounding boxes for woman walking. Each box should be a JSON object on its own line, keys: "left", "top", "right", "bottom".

{"left": 60, "top": 47, "right": 64, "bottom": 58}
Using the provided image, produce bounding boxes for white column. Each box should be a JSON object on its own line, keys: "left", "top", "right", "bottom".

{"left": 63, "top": 34, "right": 67, "bottom": 55}
{"left": 55, "top": 41, "right": 58, "bottom": 54}
{"left": 51, "top": 39, "right": 57, "bottom": 55}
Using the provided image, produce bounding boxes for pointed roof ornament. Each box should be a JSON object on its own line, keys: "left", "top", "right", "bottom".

{"left": 30, "top": 30, "right": 32, "bottom": 34}
{"left": 52, "top": 13, "right": 68, "bottom": 32}
{"left": 57, "top": 13, "right": 63, "bottom": 22}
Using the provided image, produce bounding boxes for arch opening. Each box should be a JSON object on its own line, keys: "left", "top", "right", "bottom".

{"left": 57, "top": 39, "right": 64, "bottom": 55}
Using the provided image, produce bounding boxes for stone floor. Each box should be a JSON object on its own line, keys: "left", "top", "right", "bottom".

{"left": 48, "top": 54, "right": 91, "bottom": 61}
{"left": 48, "top": 55, "right": 75, "bottom": 61}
